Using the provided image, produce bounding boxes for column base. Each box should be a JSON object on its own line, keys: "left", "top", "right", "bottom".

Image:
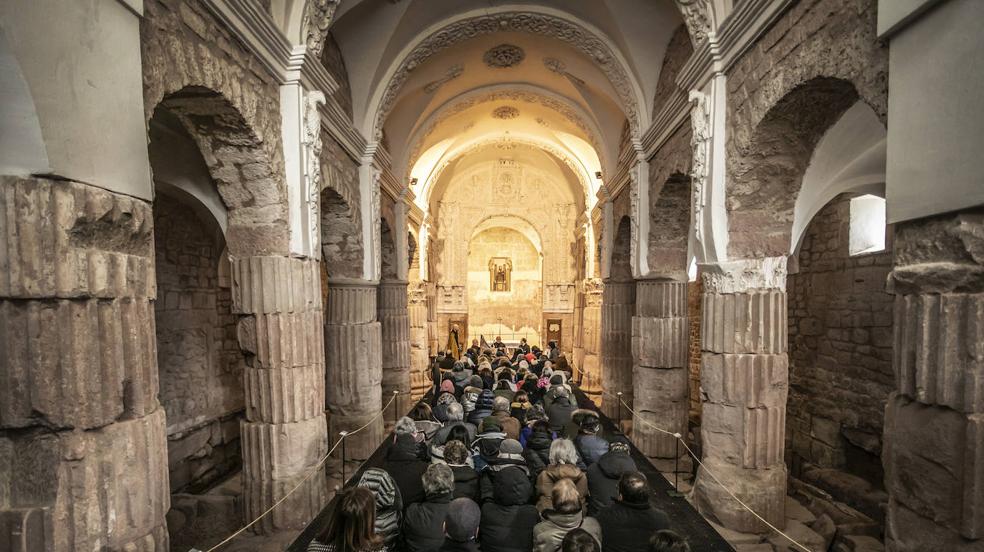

{"left": 692, "top": 457, "right": 786, "bottom": 533}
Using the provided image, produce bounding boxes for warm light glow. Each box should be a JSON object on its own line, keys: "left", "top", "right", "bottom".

{"left": 849, "top": 194, "right": 886, "bottom": 255}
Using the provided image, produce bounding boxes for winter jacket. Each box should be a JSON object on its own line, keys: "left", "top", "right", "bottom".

{"left": 586, "top": 451, "right": 637, "bottom": 514}
{"left": 480, "top": 466, "right": 539, "bottom": 552}
{"left": 545, "top": 397, "right": 576, "bottom": 435}
{"left": 467, "top": 390, "right": 496, "bottom": 426}
{"left": 438, "top": 539, "right": 481, "bottom": 552}
{"left": 403, "top": 492, "right": 453, "bottom": 552}
{"left": 479, "top": 453, "right": 530, "bottom": 503}
{"left": 358, "top": 468, "right": 403, "bottom": 549}
{"left": 384, "top": 434, "right": 430, "bottom": 506}
{"left": 597, "top": 500, "right": 671, "bottom": 552}
{"left": 574, "top": 434, "right": 609, "bottom": 466}
{"left": 535, "top": 464, "right": 588, "bottom": 513}
{"left": 522, "top": 431, "right": 553, "bottom": 479}
{"left": 471, "top": 431, "right": 506, "bottom": 472}
{"left": 510, "top": 401, "right": 532, "bottom": 425}
{"left": 432, "top": 421, "right": 478, "bottom": 446}
{"left": 450, "top": 464, "right": 481, "bottom": 502}
{"left": 489, "top": 411, "right": 521, "bottom": 441}
{"left": 415, "top": 420, "right": 444, "bottom": 441}
{"left": 306, "top": 540, "right": 388, "bottom": 552}
{"left": 451, "top": 369, "right": 472, "bottom": 392}
{"left": 532, "top": 510, "right": 601, "bottom": 552}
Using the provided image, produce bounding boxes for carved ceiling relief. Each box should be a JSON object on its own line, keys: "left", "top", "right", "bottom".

{"left": 483, "top": 44, "right": 526, "bottom": 68}
{"left": 674, "top": 0, "right": 711, "bottom": 45}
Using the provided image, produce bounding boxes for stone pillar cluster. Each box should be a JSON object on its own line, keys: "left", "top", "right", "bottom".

{"left": 378, "top": 280, "right": 411, "bottom": 399}
{"left": 632, "top": 278, "right": 689, "bottom": 458}
{"left": 408, "top": 283, "right": 431, "bottom": 399}
{"left": 426, "top": 281, "right": 439, "bottom": 355}
{"left": 325, "top": 279, "right": 383, "bottom": 460}
{"left": 883, "top": 210, "right": 984, "bottom": 552}
{"left": 692, "top": 260, "right": 788, "bottom": 533}
{"left": 0, "top": 177, "right": 169, "bottom": 550}
{"left": 232, "top": 256, "right": 328, "bottom": 533}
{"left": 600, "top": 279, "right": 636, "bottom": 419}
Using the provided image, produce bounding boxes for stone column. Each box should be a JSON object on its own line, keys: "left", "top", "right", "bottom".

{"left": 0, "top": 178, "right": 169, "bottom": 550}
{"left": 325, "top": 279, "right": 383, "bottom": 460}
{"left": 579, "top": 278, "right": 604, "bottom": 401}
{"left": 408, "top": 283, "right": 431, "bottom": 400}
{"left": 692, "top": 259, "right": 788, "bottom": 532}
{"left": 600, "top": 278, "right": 636, "bottom": 419}
{"left": 426, "top": 281, "right": 439, "bottom": 354}
{"left": 232, "top": 256, "right": 328, "bottom": 533}
{"left": 632, "top": 279, "right": 689, "bottom": 458}
{"left": 883, "top": 210, "right": 984, "bottom": 552}
{"left": 378, "top": 280, "right": 411, "bottom": 398}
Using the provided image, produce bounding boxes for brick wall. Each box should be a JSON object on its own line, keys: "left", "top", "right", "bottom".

{"left": 154, "top": 194, "right": 244, "bottom": 493}
{"left": 786, "top": 194, "right": 893, "bottom": 488}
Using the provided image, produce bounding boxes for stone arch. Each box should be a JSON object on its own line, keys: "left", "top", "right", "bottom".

{"left": 0, "top": 26, "right": 49, "bottom": 175}
{"left": 151, "top": 86, "right": 288, "bottom": 257}
{"left": 611, "top": 215, "right": 634, "bottom": 282}
{"left": 408, "top": 230, "right": 419, "bottom": 278}
{"left": 321, "top": 186, "right": 363, "bottom": 279}
{"left": 649, "top": 173, "right": 693, "bottom": 280}
{"left": 726, "top": 77, "right": 864, "bottom": 259}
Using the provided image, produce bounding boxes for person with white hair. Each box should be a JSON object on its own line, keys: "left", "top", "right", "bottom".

{"left": 384, "top": 416, "right": 430, "bottom": 505}
{"left": 535, "top": 438, "right": 588, "bottom": 513}
{"left": 432, "top": 402, "right": 477, "bottom": 445}
{"left": 489, "top": 395, "right": 521, "bottom": 440}
{"left": 403, "top": 463, "right": 456, "bottom": 552}
{"left": 545, "top": 386, "right": 577, "bottom": 435}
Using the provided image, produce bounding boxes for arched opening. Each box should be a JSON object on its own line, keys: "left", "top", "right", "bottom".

{"left": 320, "top": 187, "right": 362, "bottom": 279}
{"left": 380, "top": 218, "right": 397, "bottom": 281}
{"left": 467, "top": 225, "right": 543, "bottom": 345}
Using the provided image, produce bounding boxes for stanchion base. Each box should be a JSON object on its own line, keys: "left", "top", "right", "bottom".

{"left": 666, "top": 490, "right": 686, "bottom": 498}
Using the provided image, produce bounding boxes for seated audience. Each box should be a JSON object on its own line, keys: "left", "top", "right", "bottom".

{"left": 357, "top": 468, "right": 403, "bottom": 549}
{"left": 403, "top": 464, "right": 455, "bottom": 552}
{"left": 533, "top": 479, "right": 601, "bottom": 552}
{"left": 597, "top": 472, "right": 671, "bottom": 552}
{"left": 536, "top": 439, "right": 588, "bottom": 513}
{"left": 307, "top": 486, "right": 387, "bottom": 552}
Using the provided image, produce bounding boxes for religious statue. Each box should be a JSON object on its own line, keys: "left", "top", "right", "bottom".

{"left": 446, "top": 323, "right": 462, "bottom": 360}
{"left": 489, "top": 257, "right": 512, "bottom": 292}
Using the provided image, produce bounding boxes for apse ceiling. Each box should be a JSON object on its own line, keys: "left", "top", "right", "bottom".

{"left": 328, "top": 0, "right": 685, "bottom": 212}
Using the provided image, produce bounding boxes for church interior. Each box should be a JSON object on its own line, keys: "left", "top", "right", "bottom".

{"left": 1, "top": 0, "right": 982, "bottom": 551}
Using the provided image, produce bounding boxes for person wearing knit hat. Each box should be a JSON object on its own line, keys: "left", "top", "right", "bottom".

{"left": 586, "top": 436, "right": 637, "bottom": 515}
{"left": 473, "top": 415, "right": 507, "bottom": 471}
{"left": 479, "top": 438, "right": 531, "bottom": 503}
{"left": 439, "top": 498, "right": 482, "bottom": 552}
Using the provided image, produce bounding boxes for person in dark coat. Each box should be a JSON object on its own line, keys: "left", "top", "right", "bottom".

{"left": 569, "top": 410, "right": 609, "bottom": 466}
{"left": 545, "top": 387, "right": 576, "bottom": 435}
{"left": 440, "top": 351, "right": 456, "bottom": 371}
{"left": 403, "top": 464, "right": 455, "bottom": 552}
{"left": 433, "top": 403, "right": 477, "bottom": 446}
{"left": 523, "top": 420, "right": 554, "bottom": 479}
{"left": 384, "top": 418, "right": 430, "bottom": 506}
{"left": 586, "top": 437, "right": 637, "bottom": 514}
{"left": 597, "top": 472, "right": 671, "bottom": 552}
{"left": 472, "top": 416, "right": 507, "bottom": 472}
{"left": 357, "top": 468, "right": 403, "bottom": 549}
{"left": 467, "top": 389, "right": 495, "bottom": 426}
{"left": 444, "top": 440, "right": 480, "bottom": 502}
{"left": 438, "top": 498, "right": 482, "bottom": 552}
{"left": 479, "top": 439, "right": 530, "bottom": 503}
{"left": 480, "top": 459, "right": 540, "bottom": 552}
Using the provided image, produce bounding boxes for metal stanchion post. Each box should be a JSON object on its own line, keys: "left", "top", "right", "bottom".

{"left": 667, "top": 433, "right": 685, "bottom": 498}
{"left": 392, "top": 390, "right": 399, "bottom": 426}
{"left": 615, "top": 392, "right": 623, "bottom": 432}
{"left": 339, "top": 431, "right": 348, "bottom": 485}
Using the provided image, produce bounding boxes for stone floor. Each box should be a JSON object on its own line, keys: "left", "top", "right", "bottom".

{"left": 655, "top": 468, "right": 885, "bottom": 552}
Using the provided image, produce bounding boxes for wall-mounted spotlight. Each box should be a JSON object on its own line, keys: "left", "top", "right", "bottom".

{"left": 594, "top": 172, "right": 602, "bottom": 180}
{"left": 410, "top": 177, "right": 418, "bottom": 186}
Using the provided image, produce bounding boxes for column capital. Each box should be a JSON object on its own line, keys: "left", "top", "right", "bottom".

{"left": 699, "top": 256, "right": 787, "bottom": 294}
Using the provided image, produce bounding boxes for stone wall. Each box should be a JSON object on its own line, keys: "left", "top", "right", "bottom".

{"left": 321, "top": 134, "right": 363, "bottom": 278}
{"left": 786, "top": 195, "right": 893, "bottom": 484}
{"left": 724, "top": 0, "right": 888, "bottom": 259}
{"left": 467, "top": 227, "right": 542, "bottom": 344}
{"left": 652, "top": 24, "right": 693, "bottom": 116}
{"left": 647, "top": 121, "right": 692, "bottom": 279}
{"left": 153, "top": 194, "right": 244, "bottom": 493}
{"left": 321, "top": 32, "right": 353, "bottom": 121}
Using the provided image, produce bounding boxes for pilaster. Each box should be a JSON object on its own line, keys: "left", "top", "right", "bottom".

{"left": 600, "top": 278, "right": 635, "bottom": 418}
{"left": 408, "top": 282, "right": 431, "bottom": 400}
{"left": 378, "top": 279, "right": 411, "bottom": 398}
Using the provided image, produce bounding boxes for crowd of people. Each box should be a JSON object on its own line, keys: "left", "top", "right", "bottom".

{"left": 308, "top": 341, "right": 690, "bottom": 552}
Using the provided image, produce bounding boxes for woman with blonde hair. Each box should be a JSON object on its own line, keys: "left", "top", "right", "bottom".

{"left": 307, "top": 486, "right": 387, "bottom": 552}
{"left": 535, "top": 438, "right": 588, "bottom": 512}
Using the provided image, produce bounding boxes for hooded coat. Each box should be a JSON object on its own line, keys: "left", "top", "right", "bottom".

{"left": 597, "top": 500, "right": 671, "bottom": 552}
{"left": 432, "top": 421, "right": 478, "bottom": 446}
{"left": 585, "top": 450, "right": 637, "bottom": 514}
{"left": 480, "top": 466, "right": 539, "bottom": 552}
{"left": 489, "top": 411, "right": 521, "bottom": 441}
{"left": 532, "top": 510, "right": 601, "bottom": 552}
{"left": 569, "top": 410, "right": 609, "bottom": 466}
{"left": 467, "top": 390, "right": 495, "bottom": 426}
{"left": 384, "top": 433, "right": 430, "bottom": 506}
{"left": 522, "top": 431, "right": 553, "bottom": 479}
{"left": 358, "top": 468, "right": 403, "bottom": 549}
{"left": 450, "top": 464, "right": 481, "bottom": 502}
{"left": 403, "top": 491, "right": 453, "bottom": 552}
{"left": 479, "top": 452, "right": 530, "bottom": 503}
{"left": 535, "top": 464, "right": 589, "bottom": 513}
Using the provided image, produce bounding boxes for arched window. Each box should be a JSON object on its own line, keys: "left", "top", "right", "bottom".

{"left": 849, "top": 194, "right": 887, "bottom": 255}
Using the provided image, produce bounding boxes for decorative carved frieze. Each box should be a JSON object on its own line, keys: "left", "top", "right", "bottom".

{"left": 544, "top": 283, "right": 576, "bottom": 313}
{"left": 423, "top": 63, "right": 464, "bottom": 94}
{"left": 483, "top": 44, "right": 525, "bottom": 68}
{"left": 675, "top": 0, "right": 711, "bottom": 45}
{"left": 689, "top": 90, "right": 710, "bottom": 245}
{"left": 492, "top": 105, "right": 520, "bottom": 119}
{"left": 303, "top": 0, "right": 341, "bottom": 57}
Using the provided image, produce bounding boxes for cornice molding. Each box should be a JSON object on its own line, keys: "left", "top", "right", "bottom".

{"left": 641, "top": 88, "right": 690, "bottom": 159}
{"left": 677, "top": 0, "right": 795, "bottom": 90}
{"left": 319, "top": 98, "right": 366, "bottom": 164}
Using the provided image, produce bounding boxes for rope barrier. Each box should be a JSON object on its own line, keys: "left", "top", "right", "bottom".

{"left": 617, "top": 396, "right": 811, "bottom": 552}
{"left": 201, "top": 391, "right": 403, "bottom": 552}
